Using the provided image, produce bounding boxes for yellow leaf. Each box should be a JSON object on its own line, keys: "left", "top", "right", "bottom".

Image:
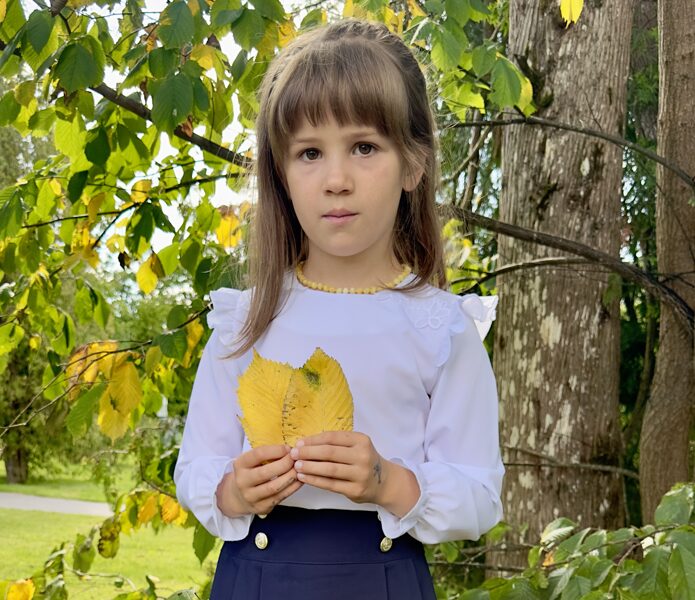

{"left": 160, "top": 495, "right": 181, "bottom": 523}
{"left": 278, "top": 21, "right": 296, "bottom": 47}
{"left": 407, "top": 0, "right": 426, "bottom": 17}
{"left": 109, "top": 360, "right": 142, "bottom": 414}
{"left": 342, "top": 0, "right": 353, "bottom": 17}
{"left": 87, "top": 193, "right": 105, "bottom": 223}
{"left": 98, "top": 389, "right": 130, "bottom": 441}
{"left": 137, "top": 493, "right": 158, "bottom": 525}
{"left": 282, "top": 348, "right": 353, "bottom": 446}
{"left": 516, "top": 75, "right": 535, "bottom": 116}
{"left": 49, "top": 178, "right": 62, "bottom": 196}
{"left": 136, "top": 254, "right": 164, "bottom": 294}
{"left": 560, "top": 0, "right": 583, "bottom": 25}
{"left": 98, "top": 517, "right": 121, "bottom": 558}
{"left": 237, "top": 350, "right": 293, "bottom": 448}
{"left": 66, "top": 341, "right": 119, "bottom": 399}
{"left": 7, "top": 579, "right": 35, "bottom": 600}
{"left": 215, "top": 212, "right": 241, "bottom": 248}
{"left": 106, "top": 234, "right": 125, "bottom": 253}
{"left": 190, "top": 44, "right": 215, "bottom": 70}
{"left": 131, "top": 180, "right": 151, "bottom": 203}
{"left": 182, "top": 320, "right": 204, "bottom": 368}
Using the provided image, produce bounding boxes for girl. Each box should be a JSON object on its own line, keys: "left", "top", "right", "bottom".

{"left": 174, "top": 19, "right": 504, "bottom": 600}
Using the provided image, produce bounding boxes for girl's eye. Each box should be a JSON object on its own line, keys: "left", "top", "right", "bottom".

{"left": 301, "top": 148, "right": 320, "bottom": 161}
{"left": 355, "top": 143, "right": 375, "bottom": 156}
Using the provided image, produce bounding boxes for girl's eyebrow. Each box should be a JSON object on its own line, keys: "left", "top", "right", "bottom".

{"left": 289, "top": 129, "right": 381, "bottom": 146}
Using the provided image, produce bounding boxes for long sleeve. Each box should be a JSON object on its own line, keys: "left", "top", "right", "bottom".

{"left": 174, "top": 292, "right": 254, "bottom": 541}
{"left": 376, "top": 296, "right": 504, "bottom": 543}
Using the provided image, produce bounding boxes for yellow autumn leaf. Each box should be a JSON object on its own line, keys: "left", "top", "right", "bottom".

{"left": 278, "top": 21, "right": 296, "bottom": 47}
{"left": 160, "top": 495, "right": 182, "bottom": 523}
{"left": 7, "top": 579, "right": 35, "bottom": 600}
{"left": 282, "top": 348, "right": 353, "bottom": 446}
{"left": 136, "top": 254, "right": 164, "bottom": 294}
{"left": 49, "top": 178, "right": 62, "bottom": 196}
{"left": 131, "top": 179, "right": 151, "bottom": 203}
{"left": 98, "top": 390, "right": 129, "bottom": 441}
{"left": 516, "top": 75, "right": 535, "bottom": 116}
{"left": 560, "top": 0, "right": 583, "bottom": 25}
{"left": 237, "top": 350, "right": 293, "bottom": 448}
{"left": 182, "top": 320, "right": 205, "bottom": 368}
{"left": 66, "top": 341, "right": 119, "bottom": 399}
{"left": 407, "top": 0, "right": 426, "bottom": 17}
{"left": 190, "top": 44, "right": 215, "bottom": 70}
{"left": 137, "top": 493, "right": 158, "bottom": 525}
{"left": 215, "top": 213, "right": 241, "bottom": 248}
{"left": 98, "top": 360, "right": 142, "bottom": 441}
{"left": 342, "top": 0, "right": 353, "bottom": 17}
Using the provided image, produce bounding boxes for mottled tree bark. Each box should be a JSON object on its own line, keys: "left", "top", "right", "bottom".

{"left": 494, "top": 0, "right": 633, "bottom": 565}
{"left": 639, "top": 0, "right": 695, "bottom": 522}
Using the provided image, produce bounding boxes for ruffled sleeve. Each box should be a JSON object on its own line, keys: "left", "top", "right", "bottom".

{"left": 173, "top": 288, "right": 254, "bottom": 541}
{"left": 376, "top": 293, "right": 504, "bottom": 543}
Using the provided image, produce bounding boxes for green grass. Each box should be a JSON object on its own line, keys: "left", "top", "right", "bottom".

{"left": 0, "top": 460, "right": 137, "bottom": 502}
{"left": 0, "top": 508, "right": 220, "bottom": 599}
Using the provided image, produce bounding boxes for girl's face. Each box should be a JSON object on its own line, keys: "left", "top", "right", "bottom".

{"left": 283, "top": 115, "right": 420, "bottom": 275}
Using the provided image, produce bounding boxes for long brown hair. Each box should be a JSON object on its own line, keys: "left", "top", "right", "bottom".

{"left": 233, "top": 19, "right": 445, "bottom": 356}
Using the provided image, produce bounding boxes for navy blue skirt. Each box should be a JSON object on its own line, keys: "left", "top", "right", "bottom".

{"left": 210, "top": 506, "right": 436, "bottom": 600}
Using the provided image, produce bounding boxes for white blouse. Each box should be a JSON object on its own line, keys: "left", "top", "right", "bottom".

{"left": 174, "top": 275, "right": 504, "bottom": 544}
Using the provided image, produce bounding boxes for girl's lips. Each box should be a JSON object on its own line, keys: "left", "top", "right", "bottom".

{"left": 323, "top": 213, "right": 357, "bottom": 223}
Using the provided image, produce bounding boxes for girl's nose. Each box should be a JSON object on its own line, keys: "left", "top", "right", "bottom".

{"left": 324, "top": 157, "right": 353, "bottom": 194}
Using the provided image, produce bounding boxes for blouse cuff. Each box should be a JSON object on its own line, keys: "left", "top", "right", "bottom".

{"left": 177, "top": 457, "right": 253, "bottom": 541}
{"left": 375, "top": 457, "right": 428, "bottom": 539}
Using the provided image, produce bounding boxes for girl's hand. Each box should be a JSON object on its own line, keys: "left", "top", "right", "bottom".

{"left": 216, "top": 444, "right": 302, "bottom": 517}
{"left": 291, "top": 431, "right": 420, "bottom": 516}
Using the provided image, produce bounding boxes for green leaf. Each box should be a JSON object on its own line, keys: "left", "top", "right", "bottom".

{"left": 85, "top": 127, "right": 111, "bottom": 166}
{"left": 158, "top": 242, "right": 180, "bottom": 276}
{"left": 431, "top": 26, "right": 462, "bottom": 71}
{"left": 211, "top": 0, "right": 243, "bottom": 29}
{"left": 193, "top": 77, "right": 210, "bottom": 112}
{"left": 159, "top": 0, "right": 195, "bottom": 49}
{"left": 55, "top": 37, "right": 105, "bottom": 93}
{"left": 66, "top": 383, "right": 104, "bottom": 438}
{"left": 446, "top": 0, "right": 471, "bottom": 25}
{"left": 656, "top": 485, "right": 694, "bottom": 526}
{"left": 126, "top": 203, "right": 155, "bottom": 257}
{"left": 233, "top": 8, "right": 266, "bottom": 51}
{"left": 148, "top": 47, "right": 178, "bottom": 78}
{"left": 25, "top": 9, "right": 54, "bottom": 53}
{"left": 155, "top": 329, "right": 188, "bottom": 361}
{"left": 193, "top": 522, "right": 216, "bottom": 564}
{"left": 72, "top": 531, "right": 96, "bottom": 573}
{"left": 249, "top": 0, "right": 284, "bottom": 21}
{"left": 541, "top": 518, "right": 576, "bottom": 548}
{"left": 0, "top": 25, "right": 24, "bottom": 74}
{"left": 167, "top": 305, "right": 189, "bottom": 330}
{"left": 179, "top": 238, "right": 202, "bottom": 274}
{"left": 0, "top": 188, "right": 24, "bottom": 238}
{"left": 669, "top": 545, "right": 695, "bottom": 600}
{"left": 67, "top": 170, "right": 89, "bottom": 203}
{"left": 472, "top": 45, "right": 496, "bottom": 77}
{"left": 0, "top": 91, "right": 21, "bottom": 125}
{"left": 634, "top": 546, "right": 670, "bottom": 599}
{"left": 0, "top": 322, "right": 24, "bottom": 355}
{"left": 490, "top": 57, "right": 522, "bottom": 107}
{"left": 194, "top": 256, "right": 213, "bottom": 295}
{"left": 151, "top": 73, "right": 193, "bottom": 133}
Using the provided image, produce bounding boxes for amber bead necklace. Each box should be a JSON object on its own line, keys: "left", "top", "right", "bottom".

{"left": 295, "top": 262, "right": 411, "bottom": 294}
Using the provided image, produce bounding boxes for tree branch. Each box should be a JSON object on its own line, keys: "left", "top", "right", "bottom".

{"left": 90, "top": 83, "right": 252, "bottom": 169}
{"left": 456, "top": 113, "right": 695, "bottom": 193}
{"left": 446, "top": 206, "right": 694, "bottom": 329}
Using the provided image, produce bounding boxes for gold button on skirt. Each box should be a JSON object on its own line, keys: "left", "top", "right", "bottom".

{"left": 254, "top": 532, "right": 269, "bottom": 550}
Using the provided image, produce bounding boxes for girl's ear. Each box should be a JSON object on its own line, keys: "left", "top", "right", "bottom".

{"left": 403, "top": 164, "right": 425, "bottom": 192}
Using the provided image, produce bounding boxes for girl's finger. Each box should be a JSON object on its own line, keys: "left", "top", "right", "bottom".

{"left": 291, "top": 444, "right": 356, "bottom": 464}
{"left": 236, "top": 444, "right": 290, "bottom": 469}
{"left": 245, "top": 454, "right": 295, "bottom": 487}
{"left": 294, "top": 472, "right": 365, "bottom": 501}
{"left": 295, "top": 459, "right": 356, "bottom": 482}
{"left": 248, "top": 468, "right": 300, "bottom": 503}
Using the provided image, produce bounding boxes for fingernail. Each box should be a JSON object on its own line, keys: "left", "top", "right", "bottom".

{"left": 297, "top": 472, "right": 306, "bottom": 481}
{"left": 295, "top": 460, "right": 303, "bottom": 470}
{"left": 296, "top": 440, "right": 305, "bottom": 448}
{"left": 290, "top": 448, "right": 299, "bottom": 459}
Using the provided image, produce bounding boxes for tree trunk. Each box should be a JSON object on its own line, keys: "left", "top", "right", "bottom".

{"left": 494, "top": 0, "right": 633, "bottom": 566}
{"left": 639, "top": 0, "right": 695, "bottom": 522}
{"left": 3, "top": 447, "right": 29, "bottom": 484}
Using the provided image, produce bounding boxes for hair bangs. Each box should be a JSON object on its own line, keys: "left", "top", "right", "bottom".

{"left": 268, "top": 40, "right": 410, "bottom": 159}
